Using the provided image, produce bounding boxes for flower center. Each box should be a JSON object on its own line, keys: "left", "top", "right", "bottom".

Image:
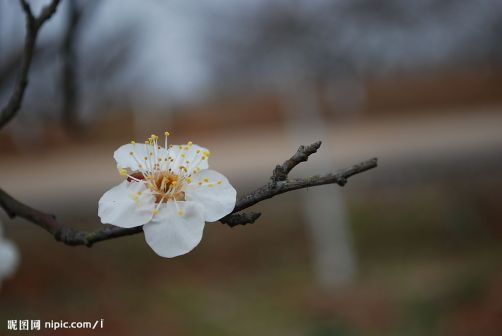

{"left": 119, "top": 132, "right": 215, "bottom": 215}
{"left": 128, "top": 171, "right": 185, "bottom": 203}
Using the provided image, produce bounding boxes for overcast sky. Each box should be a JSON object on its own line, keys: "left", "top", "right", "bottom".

{"left": 1, "top": 0, "right": 501, "bottom": 109}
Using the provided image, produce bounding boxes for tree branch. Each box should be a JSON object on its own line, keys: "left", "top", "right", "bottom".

{"left": 0, "top": 140, "right": 377, "bottom": 247}
{"left": 271, "top": 140, "right": 321, "bottom": 183}
{"left": 0, "top": 0, "right": 61, "bottom": 130}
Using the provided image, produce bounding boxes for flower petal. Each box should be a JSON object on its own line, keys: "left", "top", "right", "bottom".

{"left": 0, "top": 239, "right": 19, "bottom": 280}
{"left": 185, "top": 169, "right": 236, "bottom": 222}
{"left": 114, "top": 143, "right": 169, "bottom": 171}
{"left": 167, "top": 144, "right": 209, "bottom": 174}
{"left": 98, "top": 180, "right": 155, "bottom": 228}
{"left": 143, "top": 201, "right": 205, "bottom": 258}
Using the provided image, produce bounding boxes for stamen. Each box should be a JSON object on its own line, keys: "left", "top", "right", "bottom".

{"left": 118, "top": 168, "right": 128, "bottom": 176}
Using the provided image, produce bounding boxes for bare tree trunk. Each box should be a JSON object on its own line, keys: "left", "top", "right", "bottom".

{"left": 281, "top": 80, "right": 357, "bottom": 289}
{"left": 60, "top": 0, "right": 82, "bottom": 132}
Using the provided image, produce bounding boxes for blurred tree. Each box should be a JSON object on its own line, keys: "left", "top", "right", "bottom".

{"left": 0, "top": 0, "right": 132, "bottom": 140}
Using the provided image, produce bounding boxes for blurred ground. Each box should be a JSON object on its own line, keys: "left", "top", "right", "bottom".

{"left": 1, "top": 172, "right": 501, "bottom": 336}
{"left": 1, "top": 106, "right": 501, "bottom": 207}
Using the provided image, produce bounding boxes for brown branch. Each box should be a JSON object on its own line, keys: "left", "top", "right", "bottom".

{"left": 0, "top": 141, "right": 377, "bottom": 247}
{"left": 271, "top": 140, "right": 321, "bottom": 183}
{"left": 0, "top": 0, "right": 61, "bottom": 130}
{"left": 220, "top": 212, "right": 262, "bottom": 227}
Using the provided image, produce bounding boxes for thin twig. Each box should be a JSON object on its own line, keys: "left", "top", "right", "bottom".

{"left": 0, "top": 0, "right": 61, "bottom": 130}
{"left": 0, "top": 140, "right": 377, "bottom": 247}
{"left": 271, "top": 141, "right": 321, "bottom": 183}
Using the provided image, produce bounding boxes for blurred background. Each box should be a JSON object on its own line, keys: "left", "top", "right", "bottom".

{"left": 1, "top": 0, "right": 502, "bottom": 335}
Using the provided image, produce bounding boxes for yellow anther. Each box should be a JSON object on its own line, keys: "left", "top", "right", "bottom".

{"left": 151, "top": 209, "right": 159, "bottom": 215}
{"left": 181, "top": 154, "right": 185, "bottom": 158}
{"left": 217, "top": 181, "right": 222, "bottom": 184}
{"left": 164, "top": 131, "right": 170, "bottom": 136}
{"left": 203, "top": 151, "right": 210, "bottom": 156}
{"left": 131, "top": 140, "right": 136, "bottom": 144}
{"left": 203, "top": 178, "right": 209, "bottom": 182}
{"left": 151, "top": 134, "right": 158, "bottom": 140}
{"left": 171, "top": 181, "right": 178, "bottom": 186}
{"left": 178, "top": 145, "right": 182, "bottom": 149}
{"left": 137, "top": 191, "right": 142, "bottom": 195}
{"left": 208, "top": 184, "right": 214, "bottom": 187}
{"left": 186, "top": 178, "right": 192, "bottom": 183}
{"left": 183, "top": 146, "right": 189, "bottom": 150}
{"left": 177, "top": 209, "right": 184, "bottom": 216}
{"left": 158, "top": 158, "right": 162, "bottom": 162}
{"left": 196, "top": 150, "right": 200, "bottom": 154}
{"left": 144, "top": 140, "right": 149, "bottom": 144}
{"left": 201, "top": 156, "right": 206, "bottom": 160}
{"left": 118, "top": 168, "right": 128, "bottom": 176}
{"left": 188, "top": 141, "right": 193, "bottom": 146}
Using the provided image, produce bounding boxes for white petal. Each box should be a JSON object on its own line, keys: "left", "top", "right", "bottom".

{"left": 98, "top": 181, "right": 155, "bottom": 228}
{"left": 143, "top": 201, "right": 205, "bottom": 258}
{"left": 167, "top": 144, "right": 209, "bottom": 174}
{"left": 185, "top": 169, "right": 236, "bottom": 222}
{"left": 0, "top": 239, "right": 19, "bottom": 280}
{"left": 114, "top": 143, "right": 169, "bottom": 171}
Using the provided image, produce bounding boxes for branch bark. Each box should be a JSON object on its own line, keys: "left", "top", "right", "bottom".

{"left": 0, "top": 140, "right": 377, "bottom": 247}
{"left": 271, "top": 141, "right": 321, "bottom": 183}
{"left": 0, "top": 0, "right": 61, "bottom": 130}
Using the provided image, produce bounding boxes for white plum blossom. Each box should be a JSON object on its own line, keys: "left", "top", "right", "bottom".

{"left": 98, "top": 132, "right": 237, "bottom": 257}
{"left": 0, "top": 223, "right": 20, "bottom": 288}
